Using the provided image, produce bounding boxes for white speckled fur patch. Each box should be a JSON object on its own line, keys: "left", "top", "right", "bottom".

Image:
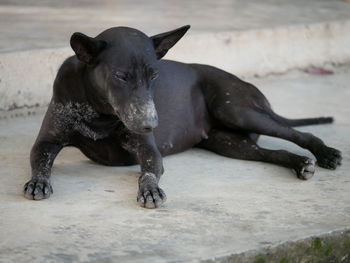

{"left": 51, "top": 102, "right": 109, "bottom": 140}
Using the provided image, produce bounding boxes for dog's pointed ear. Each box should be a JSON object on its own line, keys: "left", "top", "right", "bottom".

{"left": 70, "top": 32, "right": 107, "bottom": 64}
{"left": 150, "top": 25, "right": 190, "bottom": 59}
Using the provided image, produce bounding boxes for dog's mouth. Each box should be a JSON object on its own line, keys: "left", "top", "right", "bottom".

{"left": 113, "top": 109, "right": 158, "bottom": 134}
{"left": 112, "top": 107, "right": 121, "bottom": 118}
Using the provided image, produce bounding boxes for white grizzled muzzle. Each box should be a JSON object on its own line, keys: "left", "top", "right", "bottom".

{"left": 118, "top": 99, "right": 158, "bottom": 133}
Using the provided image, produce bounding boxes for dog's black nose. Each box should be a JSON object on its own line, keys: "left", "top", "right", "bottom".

{"left": 142, "top": 126, "right": 153, "bottom": 133}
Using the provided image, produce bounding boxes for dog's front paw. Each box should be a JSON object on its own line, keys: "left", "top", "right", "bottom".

{"left": 295, "top": 157, "right": 315, "bottom": 180}
{"left": 137, "top": 173, "right": 166, "bottom": 208}
{"left": 24, "top": 177, "right": 53, "bottom": 200}
{"left": 315, "top": 146, "right": 342, "bottom": 170}
{"left": 137, "top": 186, "right": 166, "bottom": 209}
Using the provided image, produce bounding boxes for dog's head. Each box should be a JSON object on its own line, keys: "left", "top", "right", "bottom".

{"left": 70, "top": 25, "right": 190, "bottom": 134}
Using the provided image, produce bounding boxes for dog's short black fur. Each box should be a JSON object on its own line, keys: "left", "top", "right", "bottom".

{"left": 24, "top": 25, "right": 342, "bottom": 208}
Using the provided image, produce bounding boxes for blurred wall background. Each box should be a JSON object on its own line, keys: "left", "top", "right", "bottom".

{"left": 0, "top": 0, "right": 350, "bottom": 111}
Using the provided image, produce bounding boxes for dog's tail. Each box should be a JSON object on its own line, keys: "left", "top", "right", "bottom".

{"left": 270, "top": 112, "right": 334, "bottom": 127}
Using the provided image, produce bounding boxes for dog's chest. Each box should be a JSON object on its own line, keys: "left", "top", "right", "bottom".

{"left": 51, "top": 102, "right": 117, "bottom": 140}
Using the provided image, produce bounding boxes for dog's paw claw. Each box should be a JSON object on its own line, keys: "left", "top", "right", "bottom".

{"left": 315, "top": 146, "right": 342, "bottom": 170}
{"left": 295, "top": 158, "right": 315, "bottom": 180}
{"left": 24, "top": 177, "right": 53, "bottom": 200}
{"left": 137, "top": 187, "right": 166, "bottom": 209}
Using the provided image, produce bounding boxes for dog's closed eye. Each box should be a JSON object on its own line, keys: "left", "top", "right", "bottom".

{"left": 114, "top": 71, "right": 128, "bottom": 82}
{"left": 150, "top": 72, "right": 159, "bottom": 81}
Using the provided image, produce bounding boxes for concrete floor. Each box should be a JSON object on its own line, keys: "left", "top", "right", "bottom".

{"left": 0, "top": 66, "right": 349, "bottom": 262}
{"left": 1, "top": 0, "right": 350, "bottom": 261}
{"left": 1, "top": 0, "right": 350, "bottom": 53}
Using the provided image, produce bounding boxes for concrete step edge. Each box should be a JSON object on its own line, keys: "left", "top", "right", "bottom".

{"left": 0, "top": 19, "right": 349, "bottom": 111}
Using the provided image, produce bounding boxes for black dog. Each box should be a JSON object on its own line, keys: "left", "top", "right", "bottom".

{"left": 24, "top": 25, "right": 342, "bottom": 208}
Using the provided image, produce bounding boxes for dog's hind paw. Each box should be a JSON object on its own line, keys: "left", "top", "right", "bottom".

{"left": 315, "top": 146, "right": 342, "bottom": 170}
{"left": 24, "top": 177, "right": 53, "bottom": 200}
{"left": 295, "top": 158, "right": 315, "bottom": 180}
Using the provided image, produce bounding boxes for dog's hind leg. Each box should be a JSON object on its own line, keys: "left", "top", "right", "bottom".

{"left": 197, "top": 129, "right": 316, "bottom": 180}
{"left": 194, "top": 64, "right": 341, "bottom": 169}
{"left": 210, "top": 103, "right": 342, "bottom": 169}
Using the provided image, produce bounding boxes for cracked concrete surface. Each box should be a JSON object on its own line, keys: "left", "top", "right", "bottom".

{"left": 0, "top": 66, "right": 349, "bottom": 262}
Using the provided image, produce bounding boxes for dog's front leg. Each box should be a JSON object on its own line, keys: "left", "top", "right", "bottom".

{"left": 24, "top": 105, "right": 65, "bottom": 200}
{"left": 24, "top": 138, "right": 63, "bottom": 200}
{"left": 122, "top": 133, "right": 166, "bottom": 208}
{"left": 137, "top": 140, "right": 166, "bottom": 209}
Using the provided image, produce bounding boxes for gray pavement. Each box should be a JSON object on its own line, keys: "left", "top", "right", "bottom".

{"left": 0, "top": 66, "right": 349, "bottom": 262}
{"left": 1, "top": 0, "right": 350, "bottom": 53}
